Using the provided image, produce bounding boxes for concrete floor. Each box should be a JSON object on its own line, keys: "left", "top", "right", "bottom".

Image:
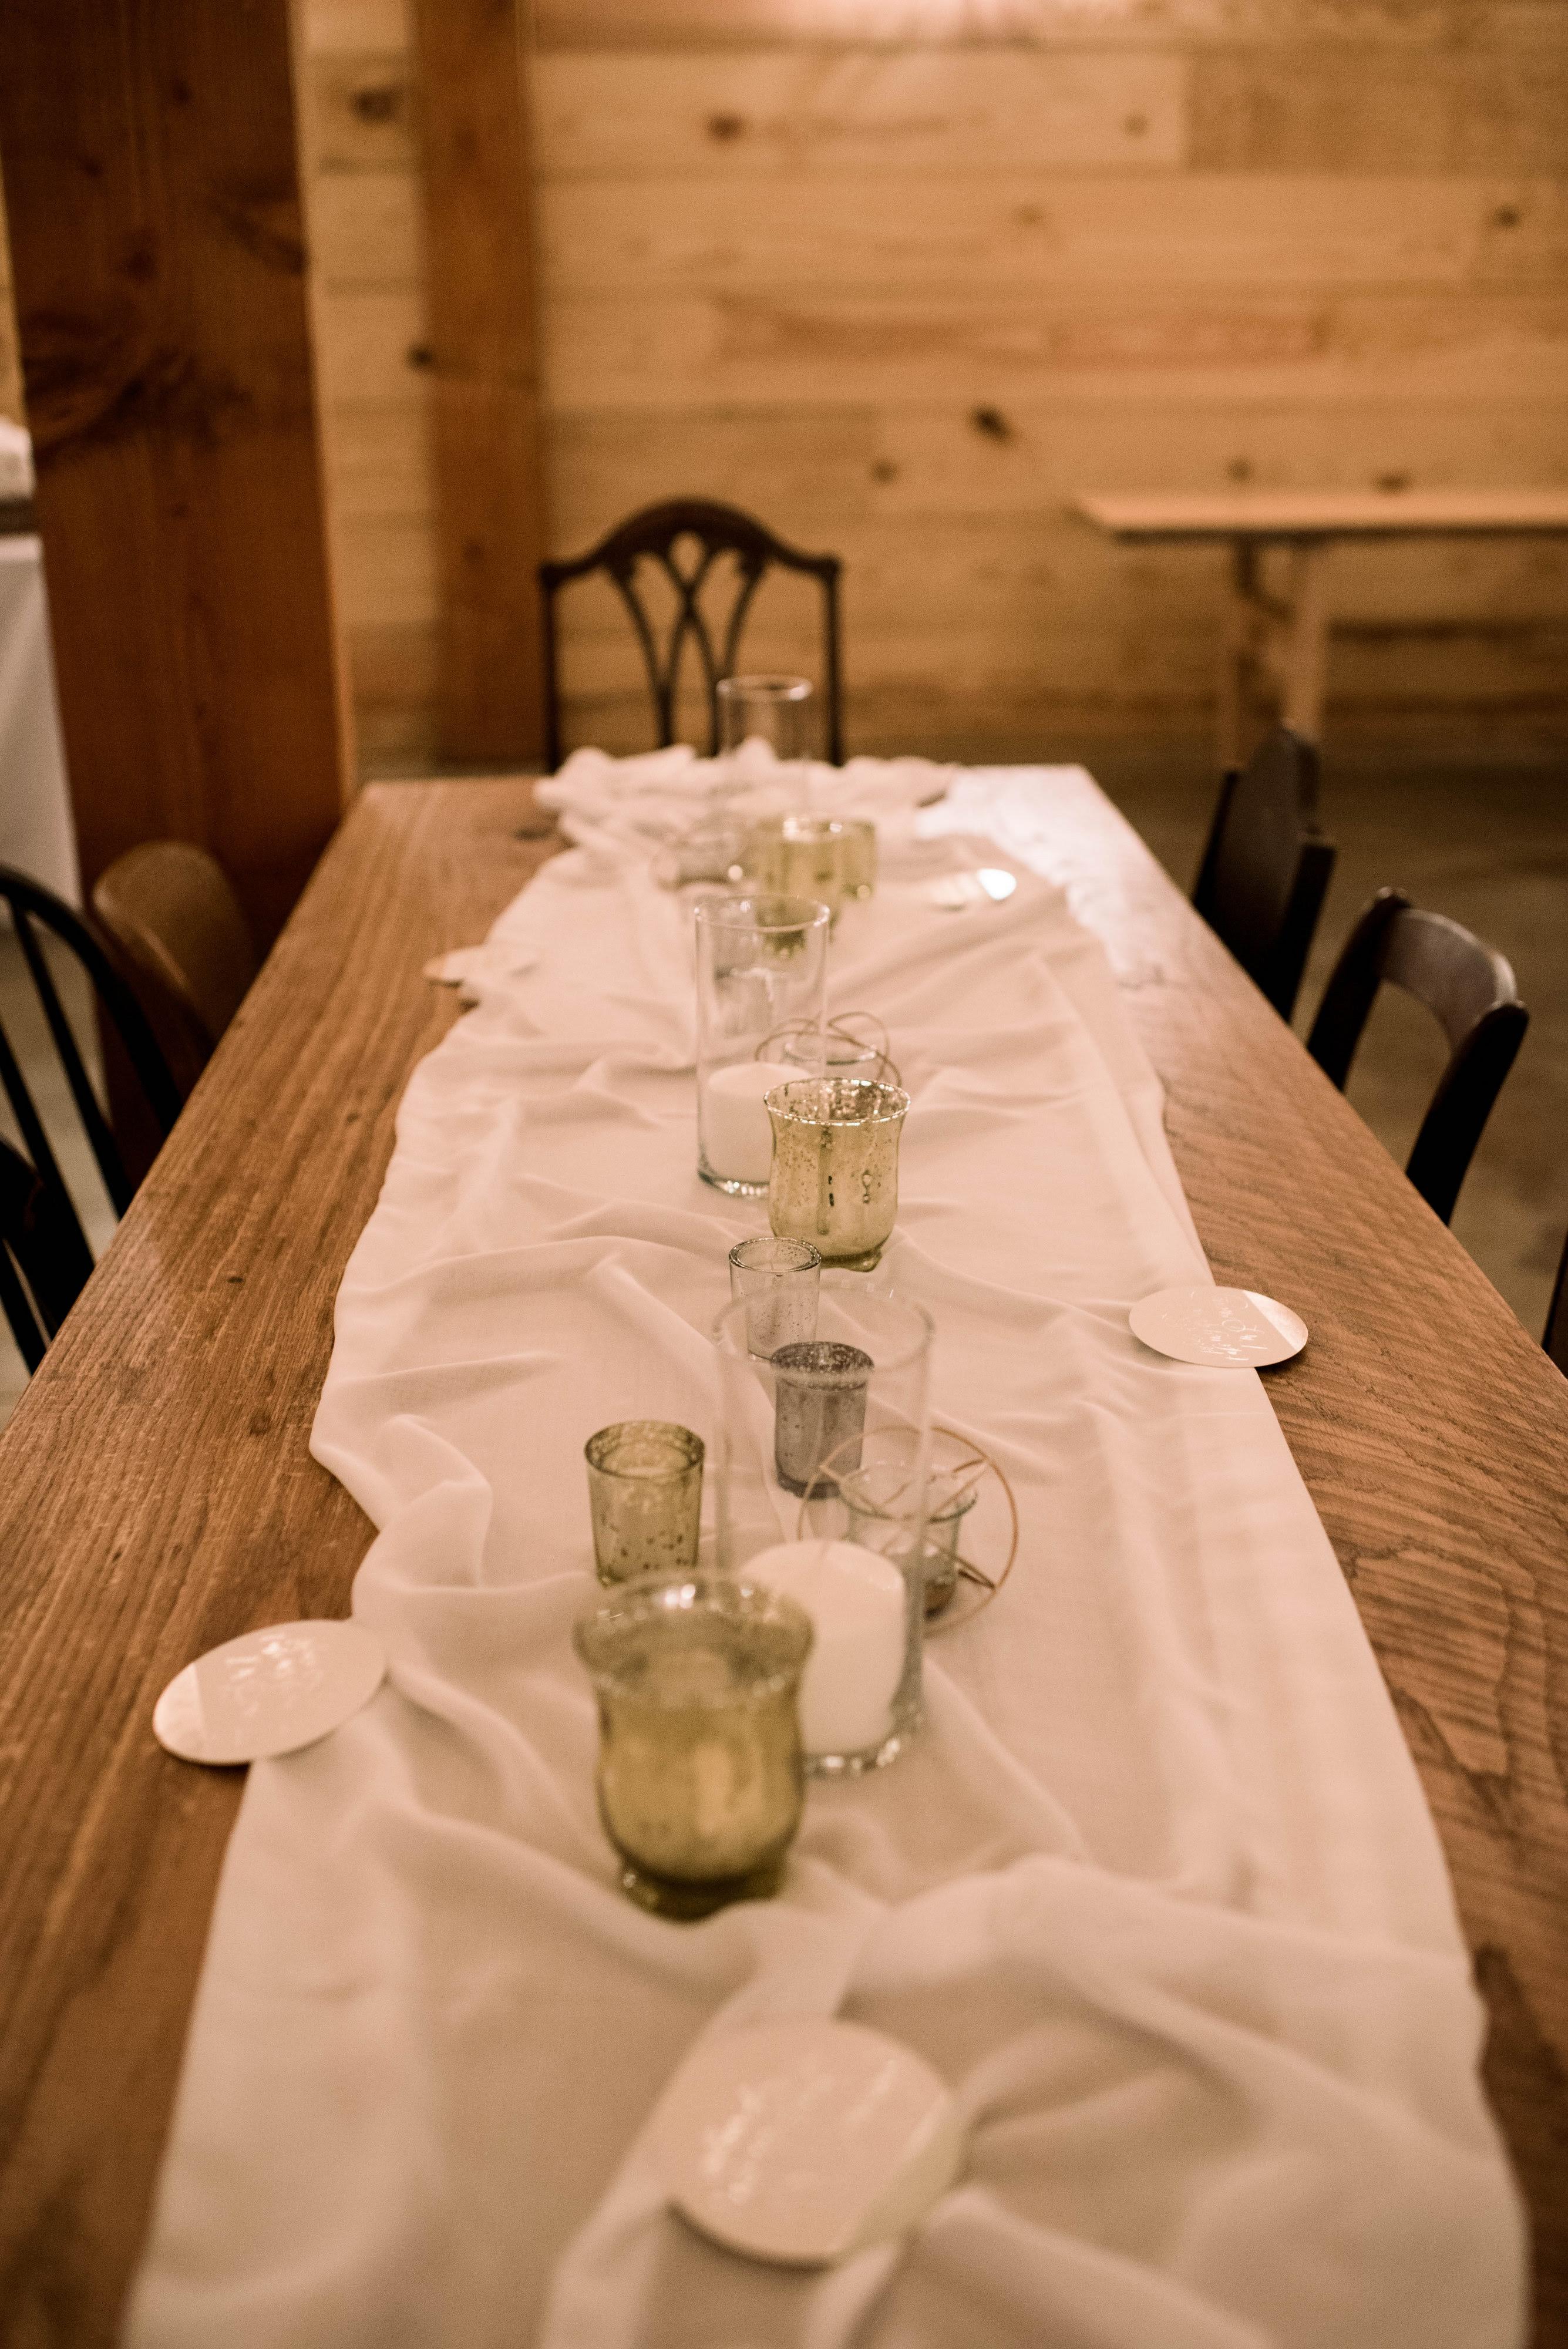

{"left": 2, "top": 745, "right": 1564, "bottom": 1422}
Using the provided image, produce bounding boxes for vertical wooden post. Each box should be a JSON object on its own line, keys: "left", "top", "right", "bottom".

{"left": 410, "top": 0, "right": 547, "bottom": 766}
{"left": 0, "top": 0, "right": 348, "bottom": 945}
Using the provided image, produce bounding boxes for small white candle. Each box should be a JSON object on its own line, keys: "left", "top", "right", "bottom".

{"left": 701, "top": 1060, "right": 796, "bottom": 1184}
{"left": 745, "top": 1539, "right": 905, "bottom": 1759}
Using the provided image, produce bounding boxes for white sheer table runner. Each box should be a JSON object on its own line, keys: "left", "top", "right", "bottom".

{"left": 129, "top": 758, "right": 1522, "bottom": 2349}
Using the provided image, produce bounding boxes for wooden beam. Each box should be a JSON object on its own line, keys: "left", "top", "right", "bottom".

{"left": 0, "top": 0, "right": 349, "bottom": 945}
{"left": 410, "top": 0, "right": 547, "bottom": 765}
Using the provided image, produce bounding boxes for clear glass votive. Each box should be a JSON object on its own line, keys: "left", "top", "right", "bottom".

{"left": 716, "top": 674, "right": 815, "bottom": 760}
{"left": 584, "top": 1421, "right": 705, "bottom": 1584}
{"left": 573, "top": 1573, "right": 813, "bottom": 1920}
{"left": 742, "top": 814, "right": 848, "bottom": 918}
{"left": 653, "top": 817, "right": 747, "bottom": 893}
{"left": 728, "top": 1234, "right": 822, "bottom": 1358}
{"left": 766, "top": 1077, "right": 910, "bottom": 1270}
{"left": 840, "top": 818, "right": 877, "bottom": 902}
{"left": 779, "top": 1029, "right": 881, "bottom": 1085}
{"left": 713, "top": 1283, "right": 933, "bottom": 1776}
{"left": 695, "top": 894, "right": 829, "bottom": 1196}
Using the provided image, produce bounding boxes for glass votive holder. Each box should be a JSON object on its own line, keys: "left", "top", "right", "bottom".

{"left": 841, "top": 1426, "right": 981, "bottom": 1618}
{"left": 695, "top": 894, "right": 830, "bottom": 1196}
{"left": 839, "top": 818, "right": 877, "bottom": 902}
{"left": 716, "top": 673, "right": 814, "bottom": 760}
{"left": 573, "top": 1573, "right": 813, "bottom": 1920}
{"left": 766, "top": 1077, "right": 910, "bottom": 1270}
{"left": 771, "top": 1340, "right": 873, "bottom": 1497}
{"left": 728, "top": 1234, "right": 822, "bottom": 1358}
{"left": 584, "top": 1421, "right": 705, "bottom": 1584}
{"left": 712, "top": 1283, "right": 933, "bottom": 1775}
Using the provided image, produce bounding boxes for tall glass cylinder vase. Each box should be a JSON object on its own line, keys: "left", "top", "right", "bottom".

{"left": 695, "top": 895, "right": 830, "bottom": 1196}
{"left": 714, "top": 1279, "right": 932, "bottom": 1775}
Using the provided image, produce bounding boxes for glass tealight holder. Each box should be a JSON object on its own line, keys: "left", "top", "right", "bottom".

{"left": 713, "top": 1283, "right": 933, "bottom": 1775}
{"left": 584, "top": 1421, "right": 704, "bottom": 1584}
{"left": 842, "top": 1426, "right": 982, "bottom": 1618}
{"left": 728, "top": 1234, "right": 822, "bottom": 1358}
{"left": 574, "top": 1573, "right": 813, "bottom": 1920}
{"left": 766, "top": 1077, "right": 910, "bottom": 1270}
{"left": 716, "top": 674, "right": 815, "bottom": 760}
{"left": 695, "top": 895, "right": 829, "bottom": 1196}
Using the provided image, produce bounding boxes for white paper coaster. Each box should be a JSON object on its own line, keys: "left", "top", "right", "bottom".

{"left": 153, "top": 1619, "right": 387, "bottom": 1766}
{"left": 1130, "top": 1284, "right": 1308, "bottom": 1369}
{"left": 653, "top": 2019, "right": 963, "bottom": 2266}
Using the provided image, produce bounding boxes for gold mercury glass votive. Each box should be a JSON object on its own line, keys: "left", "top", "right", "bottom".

{"left": 765, "top": 1078, "right": 910, "bottom": 1271}
{"left": 573, "top": 1574, "right": 814, "bottom": 1919}
{"left": 584, "top": 1421, "right": 704, "bottom": 1584}
{"left": 744, "top": 815, "right": 849, "bottom": 918}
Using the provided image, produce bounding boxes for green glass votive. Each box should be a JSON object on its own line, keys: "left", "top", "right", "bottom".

{"left": 584, "top": 1421, "right": 704, "bottom": 1584}
{"left": 765, "top": 1077, "right": 910, "bottom": 1271}
{"left": 573, "top": 1574, "right": 813, "bottom": 1920}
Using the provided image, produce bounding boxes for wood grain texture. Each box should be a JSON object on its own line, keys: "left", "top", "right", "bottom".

{"left": 1, "top": 773, "right": 1566, "bottom": 2340}
{"left": 0, "top": 778, "right": 554, "bottom": 2348}
{"left": 410, "top": 0, "right": 547, "bottom": 763}
{"left": 0, "top": 0, "right": 348, "bottom": 943}
{"left": 532, "top": 0, "right": 1550, "bottom": 48}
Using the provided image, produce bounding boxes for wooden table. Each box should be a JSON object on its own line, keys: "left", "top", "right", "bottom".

{"left": 1075, "top": 489, "right": 1568, "bottom": 766}
{"left": 2, "top": 774, "right": 1566, "bottom": 2347}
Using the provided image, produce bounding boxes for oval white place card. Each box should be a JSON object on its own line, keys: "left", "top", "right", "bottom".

{"left": 153, "top": 1619, "right": 387, "bottom": 1766}
{"left": 1130, "top": 1284, "right": 1308, "bottom": 1369}
{"left": 654, "top": 2018, "right": 963, "bottom": 2266}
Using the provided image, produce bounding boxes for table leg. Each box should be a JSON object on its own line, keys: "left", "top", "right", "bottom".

{"left": 1219, "top": 538, "right": 1331, "bottom": 766}
{"left": 1278, "top": 541, "right": 1329, "bottom": 744}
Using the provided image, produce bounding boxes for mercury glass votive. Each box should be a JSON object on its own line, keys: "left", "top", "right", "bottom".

{"left": 584, "top": 1421, "right": 704, "bottom": 1584}
{"left": 728, "top": 1234, "right": 822, "bottom": 1358}
{"left": 766, "top": 1078, "right": 910, "bottom": 1270}
{"left": 743, "top": 815, "right": 848, "bottom": 917}
{"left": 771, "top": 1340, "right": 873, "bottom": 1497}
{"left": 573, "top": 1574, "right": 813, "bottom": 1919}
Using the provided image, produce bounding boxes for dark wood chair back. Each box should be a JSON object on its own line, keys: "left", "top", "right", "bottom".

{"left": 1306, "top": 886, "right": 1528, "bottom": 1225}
{"left": 1192, "top": 726, "right": 1336, "bottom": 1020}
{"left": 0, "top": 1135, "right": 94, "bottom": 1373}
{"left": 0, "top": 864, "right": 182, "bottom": 1364}
{"left": 539, "top": 498, "right": 843, "bottom": 769}
{"left": 1545, "top": 1228, "right": 1568, "bottom": 1374}
{"left": 92, "top": 841, "right": 258, "bottom": 1099}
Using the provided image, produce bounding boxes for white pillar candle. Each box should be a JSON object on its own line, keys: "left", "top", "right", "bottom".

{"left": 745, "top": 1539, "right": 905, "bottom": 1759}
{"left": 701, "top": 1060, "right": 796, "bottom": 1184}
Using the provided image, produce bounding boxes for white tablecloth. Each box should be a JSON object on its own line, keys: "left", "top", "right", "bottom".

{"left": 0, "top": 533, "right": 78, "bottom": 904}
{"left": 129, "top": 759, "right": 1522, "bottom": 2348}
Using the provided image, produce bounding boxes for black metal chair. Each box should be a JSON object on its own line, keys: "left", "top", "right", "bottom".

{"left": 539, "top": 499, "right": 843, "bottom": 769}
{"left": 1192, "top": 726, "right": 1336, "bottom": 1021}
{"left": 0, "top": 1136, "right": 93, "bottom": 1373}
{"left": 1305, "top": 887, "right": 1528, "bottom": 1226}
{"left": 0, "top": 864, "right": 183, "bottom": 1367}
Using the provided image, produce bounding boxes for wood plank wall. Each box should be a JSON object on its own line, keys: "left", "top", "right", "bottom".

{"left": 6, "top": 1, "right": 1567, "bottom": 772}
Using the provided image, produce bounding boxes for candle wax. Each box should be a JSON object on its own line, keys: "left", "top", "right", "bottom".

{"left": 702, "top": 1060, "right": 796, "bottom": 1184}
{"left": 746, "top": 1539, "right": 904, "bottom": 1759}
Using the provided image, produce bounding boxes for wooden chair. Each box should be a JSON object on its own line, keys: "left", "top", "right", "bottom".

{"left": 92, "top": 840, "right": 258, "bottom": 1099}
{"left": 1305, "top": 887, "right": 1528, "bottom": 1226}
{"left": 1545, "top": 1229, "right": 1567, "bottom": 1374}
{"left": 539, "top": 499, "right": 843, "bottom": 769}
{"left": 1192, "top": 725, "right": 1337, "bottom": 1021}
{"left": 0, "top": 863, "right": 181, "bottom": 1364}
